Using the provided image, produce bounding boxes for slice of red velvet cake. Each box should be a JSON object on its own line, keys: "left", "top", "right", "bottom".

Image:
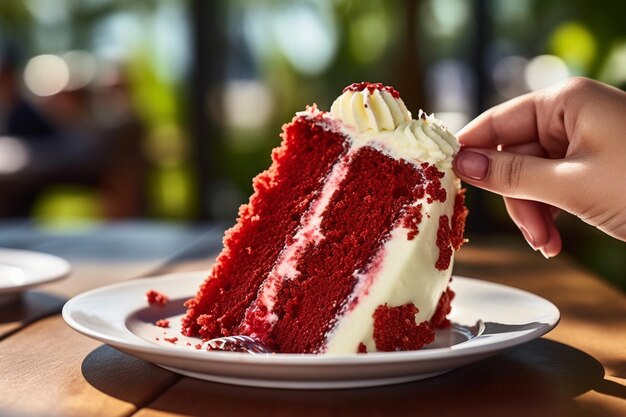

{"left": 182, "top": 82, "right": 467, "bottom": 353}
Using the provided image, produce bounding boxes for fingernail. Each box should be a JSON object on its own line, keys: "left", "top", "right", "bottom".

{"left": 454, "top": 150, "right": 489, "bottom": 180}
{"left": 519, "top": 226, "right": 537, "bottom": 250}
{"left": 539, "top": 248, "right": 551, "bottom": 259}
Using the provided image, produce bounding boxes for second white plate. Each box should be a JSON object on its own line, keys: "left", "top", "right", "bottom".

{"left": 63, "top": 271, "right": 559, "bottom": 389}
{"left": 0, "top": 248, "right": 71, "bottom": 303}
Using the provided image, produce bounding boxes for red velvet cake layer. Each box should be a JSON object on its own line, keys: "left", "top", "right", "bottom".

{"left": 181, "top": 114, "right": 348, "bottom": 339}
{"left": 267, "top": 147, "right": 427, "bottom": 353}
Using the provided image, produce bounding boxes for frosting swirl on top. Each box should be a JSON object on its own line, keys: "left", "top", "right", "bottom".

{"left": 391, "top": 111, "right": 460, "bottom": 167}
{"left": 327, "top": 83, "right": 460, "bottom": 168}
{"left": 330, "top": 84, "right": 411, "bottom": 132}
{"left": 349, "top": 110, "right": 459, "bottom": 168}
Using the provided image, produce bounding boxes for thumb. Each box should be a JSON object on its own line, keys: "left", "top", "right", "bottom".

{"left": 452, "top": 148, "right": 567, "bottom": 206}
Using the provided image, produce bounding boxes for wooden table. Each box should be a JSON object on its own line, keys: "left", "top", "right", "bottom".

{"left": 0, "top": 221, "right": 625, "bottom": 417}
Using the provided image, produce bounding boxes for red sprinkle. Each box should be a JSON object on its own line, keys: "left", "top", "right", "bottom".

{"left": 155, "top": 319, "right": 170, "bottom": 328}
{"left": 146, "top": 290, "right": 169, "bottom": 306}
{"left": 164, "top": 337, "right": 178, "bottom": 344}
{"left": 343, "top": 82, "right": 401, "bottom": 98}
{"left": 373, "top": 303, "right": 435, "bottom": 351}
{"left": 357, "top": 343, "right": 368, "bottom": 354}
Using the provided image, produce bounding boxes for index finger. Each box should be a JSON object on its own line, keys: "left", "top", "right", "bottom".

{"left": 457, "top": 92, "right": 541, "bottom": 149}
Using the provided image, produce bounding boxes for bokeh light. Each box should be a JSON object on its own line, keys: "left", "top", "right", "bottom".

{"left": 0, "top": 137, "right": 30, "bottom": 174}
{"left": 63, "top": 50, "right": 97, "bottom": 91}
{"left": 223, "top": 80, "right": 274, "bottom": 130}
{"left": 23, "top": 54, "right": 70, "bottom": 97}
{"left": 24, "top": 0, "right": 68, "bottom": 24}
{"left": 348, "top": 12, "right": 390, "bottom": 64}
{"left": 524, "top": 54, "right": 569, "bottom": 91}
{"left": 598, "top": 41, "right": 626, "bottom": 87}
{"left": 493, "top": 55, "right": 529, "bottom": 98}
{"left": 549, "top": 22, "right": 596, "bottom": 72}
{"left": 423, "top": 0, "right": 470, "bottom": 38}
{"left": 272, "top": 3, "right": 337, "bottom": 75}
{"left": 426, "top": 59, "right": 473, "bottom": 114}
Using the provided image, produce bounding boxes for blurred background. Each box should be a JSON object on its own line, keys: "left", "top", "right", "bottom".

{"left": 0, "top": 0, "right": 623, "bottom": 287}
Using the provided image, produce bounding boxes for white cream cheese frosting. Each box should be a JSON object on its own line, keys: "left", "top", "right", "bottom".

{"left": 330, "top": 87, "right": 460, "bottom": 169}
{"left": 330, "top": 87, "right": 411, "bottom": 132}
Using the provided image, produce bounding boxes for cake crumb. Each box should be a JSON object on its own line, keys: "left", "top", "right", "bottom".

{"left": 357, "top": 343, "right": 368, "bottom": 354}
{"left": 146, "top": 290, "right": 169, "bottom": 306}
{"left": 164, "top": 337, "right": 178, "bottom": 344}
{"left": 155, "top": 319, "right": 170, "bottom": 328}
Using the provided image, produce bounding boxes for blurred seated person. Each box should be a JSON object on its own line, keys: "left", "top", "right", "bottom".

{"left": 0, "top": 46, "right": 146, "bottom": 218}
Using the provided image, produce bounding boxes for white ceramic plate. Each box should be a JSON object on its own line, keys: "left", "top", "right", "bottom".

{"left": 63, "top": 271, "right": 559, "bottom": 389}
{"left": 0, "top": 248, "right": 71, "bottom": 303}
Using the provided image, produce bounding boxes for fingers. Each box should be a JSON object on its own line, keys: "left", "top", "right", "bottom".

{"left": 453, "top": 148, "right": 567, "bottom": 204}
{"left": 457, "top": 79, "right": 588, "bottom": 157}
{"left": 454, "top": 146, "right": 571, "bottom": 258}
{"left": 454, "top": 77, "right": 626, "bottom": 250}
{"left": 540, "top": 204, "right": 562, "bottom": 257}
{"left": 458, "top": 92, "right": 541, "bottom": 148}
{"left": 499, "top": 141, "right": 562, "bottom": 257}
{"left": 496, "top": 141, "right": 562, "bottom": 257}
{"left": 504, "top": 197, "right": 562, "bottom": 258}
{"left": 458, "top": 77, "right": 626, "bottom": 158}
{"left": 503, "top": 197, "right": 548, "bottom": 249}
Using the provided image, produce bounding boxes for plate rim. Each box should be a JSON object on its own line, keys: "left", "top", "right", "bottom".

{"left": 62, "top": 271, "right": 560, "bottom": 366}
{"left": 0, "top": 248, "right": 72, "bottom": 294}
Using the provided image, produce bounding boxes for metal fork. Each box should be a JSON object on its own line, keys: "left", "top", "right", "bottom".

{"left": 202, "top": 335, "right": 272, "bottom": 354}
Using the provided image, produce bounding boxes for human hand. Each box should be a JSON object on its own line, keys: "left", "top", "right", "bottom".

{"left": 453, "top": 77, "right": 626, "bottom": 258}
